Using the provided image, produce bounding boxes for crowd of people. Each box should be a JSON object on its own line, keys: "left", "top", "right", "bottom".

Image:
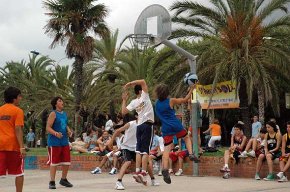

{"left": 1, "top": 81, "right": 290, "bottom": 192}
{"left": 220, "top": 116, "right": 290, "bottom": 182}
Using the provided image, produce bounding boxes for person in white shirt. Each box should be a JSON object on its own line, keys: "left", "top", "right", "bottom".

{"left": 148, "top": 128, "right": 164, "bottom": 176}
{"left": 121, "top": 79, "right": 154, "bottom": 184}
{"left": 105, "top": 114, "right": 114, "bottom": 134}
{"left": 108, "top": 113, "right": 160, "bottom": 190}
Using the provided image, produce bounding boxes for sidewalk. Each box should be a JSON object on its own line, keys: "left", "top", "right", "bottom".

{"left": 1, "top": 170, "right": 289, "bottom": 192}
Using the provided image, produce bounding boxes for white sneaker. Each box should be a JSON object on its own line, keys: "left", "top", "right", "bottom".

{"left": 247, "top": 150, "right": 256, "bottom": 158}
{"left": 278, "top": 176, "right": 288, "bottom": 182}
{"left": 109, "top": 168, "right": 117, "bottom": 175}
{"left": 168, "top": 169, "right": 173, "bottom": 174}
{"left": 276, "top": 172, "right": 284, "bottom": 179}
{"left": 175, "top": 169, "right": 183, "bottom": 176}
{"left": 151, "top": 179, "right": 160, "bottom": 186}
{"left": 238, "top": 151, "right": 247, "bottom": 158}
{"left": 255, "top": 173, "right": 261, "bottom": 180}
{"left": 91, "top": 167, "right": 101, "bottom": 174}
{"left": 115, "top": 181, "right": 125, "bottom": 190}
{"left": 158, "top": 171, "right": 162, "bottom": 176}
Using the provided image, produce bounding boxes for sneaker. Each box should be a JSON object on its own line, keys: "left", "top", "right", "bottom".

{"left": 255, "top": 173, "right": 261, "bottom": 180}
{"left": 59, "top": 178, "right": 73, "bottom": 187}
{"left": 158, "top": 171, "right": 162, "bottom": 176}
{"left": 223, "top": 172, "right": 230, "bottom": 179}
{"left": 168, "top": 169, "right": 173, "bottom": 174}
{"left": 188, "top": 154, "right": 200, "bottom": 163}
{"left": 263, "top": 173, "right": 275, "bottom": 181}
{"left": 247, "top": 150, "right": 256, "bottom": 158}
{"left": 162, "top": 169, "right": 171, "bottom": 184}
{"left": 238, "top": 151, "right": 247, "bottom": 158}
{"left": 109, "top": 168, "right": 117, "bottom": 175}
{"left": 137, "top": 172, "right": 147, "bottom": 186}
{"left": 276, "top": 172, "right": 284, "bottom": 179}
{"left": 175, "top": 169, "right": 183, "bottom": 176}
{"left": 220, "top": 166, "right": 230, "bottom": 173}
{"left": 91, "top": 167, "right": 102, "bottom": 174}
{"left": 278, "top": 176, "right": 288, "bottom": 182}
{"left": 151, "top": 179, "right": 160, "bottom": 186}
{"left": 132, "top": 172, "right": 142, "bottom": 183}
{"left": 49, "top": 181, "right": 56, "bottom": 189}
{"left": 115, "top": 181, "right": 125, "bottom": 190}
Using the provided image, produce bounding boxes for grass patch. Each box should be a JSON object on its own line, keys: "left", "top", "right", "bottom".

{"left": 26, "top": 148, "right": 95, "bottom": 156}
{"left": 27, "top": 147, "right": 227, "bottom": 157}
{"left": 202, "top": 147, "right": 226, "bottom": 157}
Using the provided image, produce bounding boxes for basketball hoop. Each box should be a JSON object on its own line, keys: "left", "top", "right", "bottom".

{"left": 118, "top": 4, "right": 171, "bottom": 52}
{"left": 129, "top": 34, "right": 155, "bottom": 50}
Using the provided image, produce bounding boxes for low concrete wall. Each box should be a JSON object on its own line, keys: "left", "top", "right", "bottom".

{"left": 25, "top": 155, "right": 290, "bottom": 178}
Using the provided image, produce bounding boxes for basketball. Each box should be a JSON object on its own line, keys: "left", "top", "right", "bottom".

{"left": 183, "top": 73, "right": 198, "bottom": 86}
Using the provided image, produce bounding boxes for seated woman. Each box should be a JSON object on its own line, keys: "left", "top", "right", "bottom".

{"left": 220, "top": 123, "right": 247, "bottom": 179}
{"left": 84, "top": 129, "right": 99, "bottom": 152}
{"left": 262, "top": 121, "right": 282, "bottom": 181}
{"left": 71, "top": 130, "right": 99, "bottom": 153}
{"left": 203, "top": 119, "right": 221, "bottom": 148}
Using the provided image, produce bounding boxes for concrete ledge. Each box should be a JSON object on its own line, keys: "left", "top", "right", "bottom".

{"left": 25, "top": 155, "right": 290, "bottom": 178}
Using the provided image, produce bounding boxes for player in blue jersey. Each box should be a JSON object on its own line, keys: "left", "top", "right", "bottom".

{"left": 46, "top": 96, "right": 73, "bottom": 189}
{"left": 155, "top": 83, "right": 199, "bottom": 184}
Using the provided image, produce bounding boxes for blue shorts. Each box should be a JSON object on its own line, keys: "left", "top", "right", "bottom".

{"left": 136, "top": 122, "right": 153, "bottom": 154}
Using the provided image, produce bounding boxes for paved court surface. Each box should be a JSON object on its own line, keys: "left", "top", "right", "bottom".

{"left": 1, "top": 170, "right": 290, "bottom": 192}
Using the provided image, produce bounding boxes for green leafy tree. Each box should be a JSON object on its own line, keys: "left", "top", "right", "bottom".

{"left": 170, "top": 0, "right": 290, "bottom": 135}
{"left": 44, "top": 0, "right": 109, "bottom": 134}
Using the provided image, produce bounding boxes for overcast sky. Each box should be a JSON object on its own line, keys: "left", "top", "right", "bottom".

{"left": 0, "top": 0, "right": 193, "bottom": 67}
{"left": 0, "top": 0, "right": 284, "bottom": 68}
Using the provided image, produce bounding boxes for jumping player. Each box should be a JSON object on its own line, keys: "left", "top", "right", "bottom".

{"left": 0, "top": 87, "right": 25, "bottom": 192}
{"left": 155, "top": 83, "right": 199, "bottom": 184}
{"left": 46, "top": 96, "right": 73, "bottom": 189}
{"left": 122, "top": 79, "right": 154, "bottom": 184}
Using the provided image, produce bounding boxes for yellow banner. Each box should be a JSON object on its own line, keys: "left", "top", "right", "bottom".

{"left": 192, "top": 81, "right": 240, "bottom": 109}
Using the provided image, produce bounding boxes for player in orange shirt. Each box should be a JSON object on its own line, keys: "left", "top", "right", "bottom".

{"left": 203, "top": 119, "right": 221, "bottom": 148}
{"left": 0, "top": 87, "right": 25, "bottom": 192}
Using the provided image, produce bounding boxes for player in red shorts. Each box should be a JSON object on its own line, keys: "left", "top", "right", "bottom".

{"left": 0, "top": 87, "right": 25, "bottom": 192}
{"left": 46, "top": 96, "right": 73, "bottom": 189}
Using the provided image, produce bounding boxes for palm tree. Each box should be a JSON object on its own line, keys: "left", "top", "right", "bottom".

{"left": 170, "top": 0, "right": 290, "bottom": 136}
{"left": 43, "top": 0, "right": 109, "bottom": 134}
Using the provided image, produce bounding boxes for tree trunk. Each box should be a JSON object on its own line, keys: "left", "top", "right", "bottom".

{"left": 74, "top": 56, "right": 84, "bottom": 137}
{"left": 41, "top": 109, "right": 49, "bottom": 147}
{"left": 257, "top": 87, "right": 265, "bottom": 126}
{"left": 239, "top": 79, "right": 251, "bottom": 137}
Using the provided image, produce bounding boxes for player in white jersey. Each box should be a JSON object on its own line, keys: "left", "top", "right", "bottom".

{"left": 108, "top": 113, "right": 159, "bottom": 190}
{"left": 122, "top": 79, "right": 155, "bottom": 184}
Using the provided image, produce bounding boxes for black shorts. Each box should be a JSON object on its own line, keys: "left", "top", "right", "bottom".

{"left": 136, "top": 122, "right": 153, "bottom": 154}
{"left": 153, "top": 154, "right": 162, "bottom": 161}
{"left": 122, "top": 149, "right": 136, "bottom": 162}
{"left": 270, "top": 151, "right": 281, "bottom": 160}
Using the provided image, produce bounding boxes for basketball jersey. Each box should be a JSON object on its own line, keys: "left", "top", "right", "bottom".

{"left": 47, "top": 110, "right": 69, "bottom": 147}
{"left": 266, "top": 133, "right": 277, "bottom": 151}
{"left": 234, "top": 135, "right": 243, "bottom": 146}
{"left": 126, "top": 91, "right": 154, "bottom": 125}
{"left": 120, "top": 120, "right": 137, "bottom": 151}
{"left": 155, "top": 98, "right": 183, "bottom": 136}
{"left": 285, "top": 133, "right": 290, "bottom": 153}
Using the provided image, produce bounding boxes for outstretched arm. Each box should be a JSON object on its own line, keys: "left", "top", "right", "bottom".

{"left": 124, "top": 79, "right": 148, "bottom": 93}
{"left": 170, "top": 85, "right": 195, "bottom": 107}
{"left": 108, "top": 123, "right": 130, "bottom": 147}
{"left": 121, "top": 91, "right": 130, "bottom": 116}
